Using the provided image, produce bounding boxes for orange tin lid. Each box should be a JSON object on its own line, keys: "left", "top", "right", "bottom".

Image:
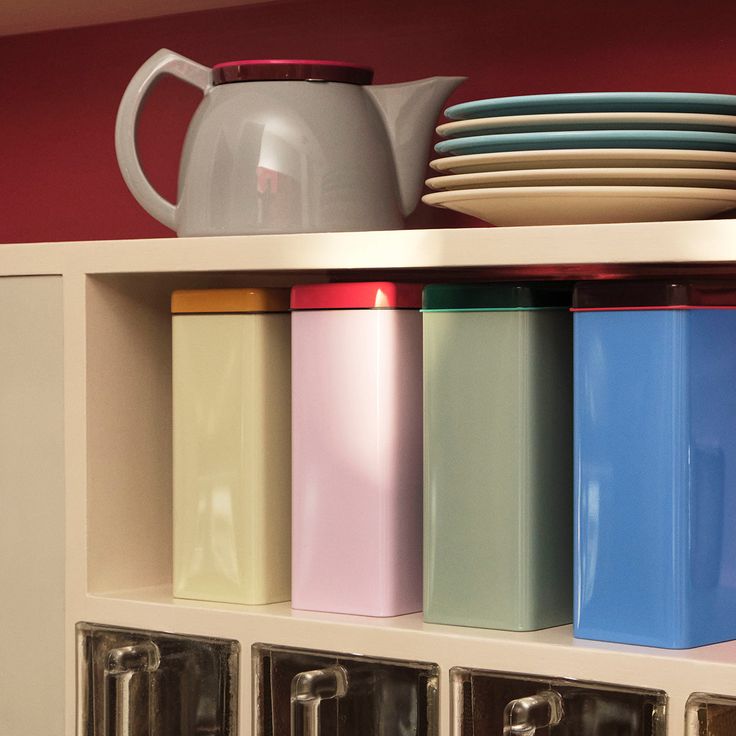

{"left": 171, "top": 288, "right": 291, "bottom": 314}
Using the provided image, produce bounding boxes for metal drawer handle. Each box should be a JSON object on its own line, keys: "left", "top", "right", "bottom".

{"left": 291, "top": 665, "right": 349, "bottom": 736}
{"left": 104, "top": 642, "right": 161, "bottom": 736}
{"left": 503, "top": 690, "right": 564, "bottom": 736}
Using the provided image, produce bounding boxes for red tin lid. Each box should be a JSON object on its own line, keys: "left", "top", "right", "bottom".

{"left": 291, "top": 282, "right": 424, "bottom": 310}
{"left": 572, "top": 280, "right": 736, "bottom": 311}
{"left": 212, "top": 59, "right": 374, "bottom": 85}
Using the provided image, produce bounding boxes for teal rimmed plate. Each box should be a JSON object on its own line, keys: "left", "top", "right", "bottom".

{"left": 445, "top": 92, "right": 736, "bottom": 120}
{"left": 434, "top": 130, "right": 736, "bottom": 156}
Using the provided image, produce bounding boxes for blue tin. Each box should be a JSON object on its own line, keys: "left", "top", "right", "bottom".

{"left": 573, "top": 281, "right": 736, "bottom": 649}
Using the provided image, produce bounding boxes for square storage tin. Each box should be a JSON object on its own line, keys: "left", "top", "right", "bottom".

{"left": 574, "top": 280, "right": 736, "bottom": 648}
{"left": 172, "top": 288, "right": 292, "bottom": 605}
{"left": 290, "top": 282, "right": 423, "bottom": 616}
{"left": 422, "top": 283, "right": 573, "bottom": 630}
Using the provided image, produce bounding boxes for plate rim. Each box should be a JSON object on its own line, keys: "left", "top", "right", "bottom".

{"left": 422, "top": 184, "right": 736, "bottom": 205}
{"left": 436, "top": 111, "right": 736, "bottom": 137}
{"left": 428, "top": 148, "right": 736, "bottom": 172}
{"left": 424, "top": 167, "right": 736, "bottom": 190}
{"left": 434, "top": 129, "right": 736, "bottom": 156}
{"left": 445, "top": 91, "right": 736, "bottom": 120}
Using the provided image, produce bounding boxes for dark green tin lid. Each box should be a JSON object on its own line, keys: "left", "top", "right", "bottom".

{"left": 422, "top": 283, "right": 572, "bottom": 312}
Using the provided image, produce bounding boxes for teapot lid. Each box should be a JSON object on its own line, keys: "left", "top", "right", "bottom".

{"left": 212, "top": 59, "right": 374, "bottom": 85}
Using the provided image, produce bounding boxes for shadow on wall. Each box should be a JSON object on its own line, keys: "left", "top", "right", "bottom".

{"left": 1, "top": 0, "right": 735, "bottom": 243}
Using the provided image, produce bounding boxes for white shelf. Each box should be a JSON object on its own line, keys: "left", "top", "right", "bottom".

{"left": 6, "top": 222, "right": 736, "bottom": 736}
{"left": 80, "top": 585, "right": 736, "bottom": 736}
{"left": 5, "top": 219, "right": 736, "bottom": 278}
{"left": 87, "top": 584, "right": 736, "bottom": 681}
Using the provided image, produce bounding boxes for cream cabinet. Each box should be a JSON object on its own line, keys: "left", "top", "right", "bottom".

{"left": 0, "top": 276, "right": 65, "bottom": 736}
{"left": 2, "top": 222, "right": 736, "bottom": 736}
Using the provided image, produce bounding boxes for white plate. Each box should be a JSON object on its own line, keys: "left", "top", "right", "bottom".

{"left": 425, "top": 167, "right": 736, "bottom": 191}
{"left": 429, "top": 149, "right": 736, "bottom": 174}
{"left": 436, "top": 112, "right": 736, "bottom": 138}
{"left": 421, "top": 186, "right": 736, "bottom": 226}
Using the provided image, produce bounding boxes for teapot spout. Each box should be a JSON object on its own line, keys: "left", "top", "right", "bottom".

{"left": 365, "top": 76, "right": 465, "bottom": 217}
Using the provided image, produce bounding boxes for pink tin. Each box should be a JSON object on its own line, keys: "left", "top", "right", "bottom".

{"left": 291, "top": 282, "right": 424, "bottom": 616}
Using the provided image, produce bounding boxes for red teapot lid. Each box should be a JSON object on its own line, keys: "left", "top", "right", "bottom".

{"left": 212, "top": 59, "right": 374, "bottom": 85}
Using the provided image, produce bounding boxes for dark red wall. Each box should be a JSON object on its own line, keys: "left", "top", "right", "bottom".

{"left": 2, "top": 0, "right": 736, "bottom": 243}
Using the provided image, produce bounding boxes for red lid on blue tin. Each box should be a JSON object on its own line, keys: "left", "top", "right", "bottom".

{"left": 572, "top": 280, "right": 736, "bottom": 311}
{"left": 291, "top": 282, "right": 423, "bottom": 310}
{"left": 212, "top": 59, "right": 374, "bottom": 85}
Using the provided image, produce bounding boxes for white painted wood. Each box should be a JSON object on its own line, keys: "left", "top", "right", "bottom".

{"left": 5, "top": 223, "right": 736, "bottom": 735}
{"left": 80, "top": 584, "right": 736, "bottom": 736}
{"left": 3, "top": 220, "right": 736, "bottom": 277}
{"left": 0, "top": 276, "right": 65, "bottom": 736}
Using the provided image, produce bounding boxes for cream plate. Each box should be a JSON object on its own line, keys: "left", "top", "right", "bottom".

{"left": 429, "top": 149, "right": 736, "bottom": 174}
{"left": 436, "top": 112, "right": 736, "bottom": 138}
{"left": 425, "top": 167, "right": 736, "bottom": 191}
{"left": 421, "top": 186, "right": 736, "bottom": 226}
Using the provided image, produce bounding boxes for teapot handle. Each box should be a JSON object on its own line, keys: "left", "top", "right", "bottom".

{"left": 114, "top": 49, "right": 211, "bottom": 231}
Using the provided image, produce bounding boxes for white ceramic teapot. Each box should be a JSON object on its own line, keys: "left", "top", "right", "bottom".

{"left": 115, "top": 49, "right": 464, "bottom": 236}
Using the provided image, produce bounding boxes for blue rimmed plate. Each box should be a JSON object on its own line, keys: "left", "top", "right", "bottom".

{"left": 445, "top": 92, "right": 736, "bottom": 120}
{"left": 434, "top": 130, "right": 736, "bottom": 156}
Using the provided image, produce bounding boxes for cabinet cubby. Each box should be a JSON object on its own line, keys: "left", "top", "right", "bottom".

{"left": 4, "top": 224, "right": 736, "bottom": 735}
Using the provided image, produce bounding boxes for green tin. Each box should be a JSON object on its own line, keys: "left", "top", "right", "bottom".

{"left": 422, "top": 283, "right": 573, "bottom": 631}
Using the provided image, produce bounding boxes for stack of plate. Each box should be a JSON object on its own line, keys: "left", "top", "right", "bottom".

{"left": 423, "top": 92, "right": 736, "bottom": 226}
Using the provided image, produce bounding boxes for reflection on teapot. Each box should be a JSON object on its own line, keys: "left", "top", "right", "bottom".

{"left": 115, "top": 50, "right": 464, "bottom": 235}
